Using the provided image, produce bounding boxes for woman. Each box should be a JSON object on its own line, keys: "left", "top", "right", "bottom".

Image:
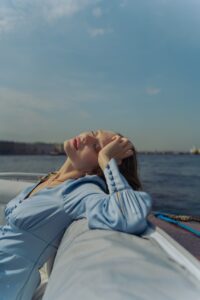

{"left": 0, "top": 129, "right": 152, "bottom": 300}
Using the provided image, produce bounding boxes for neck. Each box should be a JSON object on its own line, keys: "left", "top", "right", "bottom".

{"left": 56, "top": 157, "right": 86, "bottom": 181}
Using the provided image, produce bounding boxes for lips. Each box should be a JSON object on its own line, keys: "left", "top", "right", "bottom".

{"left": 73, "top": 138, "right": 78, "bottom": 150}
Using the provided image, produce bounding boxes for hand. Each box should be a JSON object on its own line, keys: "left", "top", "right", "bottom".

{"left": 98, "top": 135, "right": 134, "bottom": 170}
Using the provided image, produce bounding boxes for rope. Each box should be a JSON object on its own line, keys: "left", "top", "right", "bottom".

{"left": 161, "top": 213, "right": 200, "bottom": 223}
{"left": 153, "top": 212, "right": 200, "bottom": 238}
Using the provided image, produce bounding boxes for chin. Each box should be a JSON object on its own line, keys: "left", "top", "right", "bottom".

{"left": 63, "top": 140, "right": 69, "bottom": 154}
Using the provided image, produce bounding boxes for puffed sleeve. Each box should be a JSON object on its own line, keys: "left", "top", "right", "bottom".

{"left": 81, "top": 158, "right": 152, "bottom": 235}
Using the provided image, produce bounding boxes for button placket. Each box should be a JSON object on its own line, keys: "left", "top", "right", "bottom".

{"left": 106, "top": 161, "right": 125, "bottom": 211}
{"left": 106, "top": 164, "right": 117, "bottom": 193}
{"left": 0, "top": 225, "right": 7, "bottom": 235}
{"left": 5, "top": 205, "right": 16, "bottom": 217}
{"left": 109, "top": 175, "right": 114, "bottom": 181}
{"left": 108, "top": 169, "right": 115, "bottom": 186}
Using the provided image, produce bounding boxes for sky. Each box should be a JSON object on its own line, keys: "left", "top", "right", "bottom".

{"left": 0, "top": 0, "right": 199, "bottom": 152}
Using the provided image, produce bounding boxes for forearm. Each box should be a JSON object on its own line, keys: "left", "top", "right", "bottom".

{"left": 84, "top": 157, "right": 152, "bottom": 234}
{"left": 98, "top": 153, "right": 111, "bottom": 172}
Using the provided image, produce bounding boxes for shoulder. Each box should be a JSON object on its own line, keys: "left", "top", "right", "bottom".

{"left": 62, "top": 174, "right": 107, "bottom": 197}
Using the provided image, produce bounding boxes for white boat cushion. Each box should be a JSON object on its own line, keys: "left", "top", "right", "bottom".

{"left": 42, "top": 218, "right": 200, "bottom": 300}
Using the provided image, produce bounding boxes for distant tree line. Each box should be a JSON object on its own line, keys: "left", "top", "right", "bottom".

{"left": 0, "top": 141, "right": 65, "bottom": 155}
{"left": 0, "top": 141, "right": 190, "bottom": 155}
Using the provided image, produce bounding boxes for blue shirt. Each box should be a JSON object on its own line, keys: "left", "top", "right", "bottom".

{"left": 0, "top": 157, "right": 152, "bottom": 300}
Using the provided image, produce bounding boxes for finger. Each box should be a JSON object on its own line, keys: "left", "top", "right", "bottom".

{"left": 116, "top": 149, "right": 133, "bottom": 161}
{"left": 121, "top": 142, "right": 133, "bottom": 152}
{"left": 126, "top": 149, "right": 134, "bottom": 156}
{"left": 111, "top": 135, "right": 122, "bottom": 142}
{"left": 125, "top": 149, "right": 133, "bottom": 157}
{"left": 124, "top": 144, "right": 133, "bottom": 152}
{"left": 122, "top": 149, "right": 134, "bottom": 159}
{"left": 112, "top": 135, "right": 121, "bottom": 139}
{"left": 119, "top": 137, "right": 132, "bottom": 147}
{"left": 112, "top": 136, "right": 133, "bottom": 150}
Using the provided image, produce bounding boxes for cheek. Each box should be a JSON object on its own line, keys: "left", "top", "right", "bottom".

{"left": 79, "top": 148, "right": 98, "bottom": 165}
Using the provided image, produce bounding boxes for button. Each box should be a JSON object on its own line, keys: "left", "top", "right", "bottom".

{"left": 110, "top": 182, "right": 115, "bottom": 186}
{"left": 107, "top": 169, "right": 112, "bottom": 175}
{"left": 106, "top": 164, "right": 110, "bottom": 169}
{"left": 109, "top": 174, "right": 114, "bottom": 180}
{"left": 19, "top": 200, "right": 22, "bottom": 203}
{"left": 14, "top": 205, "right": 17, "bottom": 208}
{"left": 0, "top": 226, "right": 5, "bottom": 235}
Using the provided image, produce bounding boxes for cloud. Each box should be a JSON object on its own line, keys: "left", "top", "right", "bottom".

{"left": 92, "top": 7, "right": 102, "bottom": 18}
{"left": 0, "top": 17, "right": 13, "bottom": 34}
{"left": 88, "top": 27, "right": 113, "bottom": 38}
{"left": 0, "top": 4, "right": 21, "bottom": 34}
{"left": 88, "top": 27, "right": 105, "bottom": 37}
{"left": 0, "top": 0, "right": 101, "bottom": 33}
{"left": 146, "top": 87, "right": 161, "bottom": 95}
{"left": 43, "top": 0, "right": 100, "bottom": 21}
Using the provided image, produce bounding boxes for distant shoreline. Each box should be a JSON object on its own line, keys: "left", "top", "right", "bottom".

{"left": 0, "top": 140, "right": 63, "bottom": 155}
{"left": 0, "top": 152, "right": 197, "bottom": 156}
{"left": 0, "top": 141, "right": 198, "bottom": 155}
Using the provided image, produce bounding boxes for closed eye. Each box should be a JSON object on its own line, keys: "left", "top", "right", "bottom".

{"left": 91, "top": 131, "right": 101, "bottom": 152}
{"left": 93, "top": 141, "right": 100, "bottom": 150}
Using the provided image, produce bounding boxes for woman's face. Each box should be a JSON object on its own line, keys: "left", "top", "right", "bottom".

{"left": 63, "top": 129, "right": 116, "bottom": 173}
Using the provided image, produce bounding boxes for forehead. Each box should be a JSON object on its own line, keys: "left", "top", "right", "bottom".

{"left": 97, "top": 129, "right": 116, "bottom": 147}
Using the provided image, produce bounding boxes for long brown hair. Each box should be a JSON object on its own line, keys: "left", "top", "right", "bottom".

{"left": 95, "top": 131, "right": 143, "bottom": 193}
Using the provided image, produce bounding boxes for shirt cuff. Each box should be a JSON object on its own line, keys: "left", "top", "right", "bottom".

{"left": 103, "top": 157, "right": 131, "bottom": 194}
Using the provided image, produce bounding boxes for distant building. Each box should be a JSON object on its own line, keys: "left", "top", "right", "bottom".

{"left": 190, "top": 146, "right": 200, "bottom": 155}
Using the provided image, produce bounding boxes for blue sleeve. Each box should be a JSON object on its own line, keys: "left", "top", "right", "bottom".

{"left": 79, "top": 158, "right": 152, "bottom": 235}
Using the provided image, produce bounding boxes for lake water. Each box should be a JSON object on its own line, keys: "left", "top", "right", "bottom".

{"left": 0, "top": 154, "right": 199, "bottom": 222}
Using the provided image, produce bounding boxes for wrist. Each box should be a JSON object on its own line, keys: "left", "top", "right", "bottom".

{"left": 98, "top": 153, "right": 111, "bottom": 171}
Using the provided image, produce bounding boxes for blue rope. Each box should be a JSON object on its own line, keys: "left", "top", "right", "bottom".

{"left": 154, "top": 212, "right": 200, "bottom": 237}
